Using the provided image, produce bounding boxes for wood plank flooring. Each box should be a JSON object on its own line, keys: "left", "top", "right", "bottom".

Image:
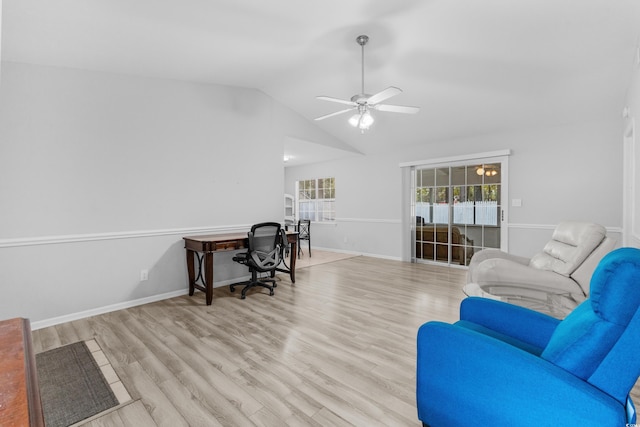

{"left": 31, "top": 255, "right": 640, "bottom": 426}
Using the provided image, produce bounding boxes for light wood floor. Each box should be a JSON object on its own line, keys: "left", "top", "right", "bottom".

{"left": 293, "top": 250, "right": 358, "bottom": 269}
{"left": 31, "top": 256, "right": 640, "bottom": 426}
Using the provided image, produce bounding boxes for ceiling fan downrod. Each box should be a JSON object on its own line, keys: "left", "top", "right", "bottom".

{"left": 356, "top": 35, "right": 369, "bottom": 96}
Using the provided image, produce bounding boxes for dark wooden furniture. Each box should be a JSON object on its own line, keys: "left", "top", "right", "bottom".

{"left": 416, "top": 225, "right": 475, "bottom": 265}
{"left": 297, "top": 219, "right": 311, "bottom": 257}
{"left": 184, "top": 231, "right": 298, "bottom": 305}
{"left": 0, "top": 318, "right": 45, "bottom": 427}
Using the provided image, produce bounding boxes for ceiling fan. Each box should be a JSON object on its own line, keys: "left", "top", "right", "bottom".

{"left": 314, "top": 35, "right": 420, "bottom": 132}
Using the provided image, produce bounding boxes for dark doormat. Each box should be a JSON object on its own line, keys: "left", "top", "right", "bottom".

{"left": 36, "top": 341, "right": 120, "bottom": 427}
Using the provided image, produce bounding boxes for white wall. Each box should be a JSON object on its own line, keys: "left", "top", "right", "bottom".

{"left": 624, "top": 47, "right": 640, "bottom": 248}
{"left": 0, "top": 61, "right": 336, "bottom": 325}
{"left": 285, "top": 153, "right": 404, "bottom": 259}
{"left": 285, "top": 119, "right": 624, "bottom": 260}
{"left": 0, "top": 63, "right": 284, "bottom": 236}
{"left": 0, "top": 1, "right": 2, "bottom": 82}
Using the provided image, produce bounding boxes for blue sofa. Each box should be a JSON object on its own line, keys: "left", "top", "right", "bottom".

{"left": 417, "top": 247, "right": 640, "bottom": 426}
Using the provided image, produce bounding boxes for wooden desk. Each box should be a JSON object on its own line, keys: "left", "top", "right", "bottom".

{"left": 183, "top": 231, "right": 298, "bottom": 305}
{"left": 0, "top": 318, "right": 45, "bottom": 427}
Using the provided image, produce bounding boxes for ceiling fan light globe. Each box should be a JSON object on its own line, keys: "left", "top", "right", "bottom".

{"left": 349, "top": 114, "right": 361, "bottom": 127}
{"left": 360, "top": 111, "right": 374, "bottom": 129}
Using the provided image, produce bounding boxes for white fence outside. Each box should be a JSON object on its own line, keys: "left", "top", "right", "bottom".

{"left": 474, "top": 201, "right": 498, "bottom": 225}
{"left": 416, "top": 201, "right": 498, "bottom": 226}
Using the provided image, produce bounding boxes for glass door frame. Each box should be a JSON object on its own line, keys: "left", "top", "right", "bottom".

{"left": 401, "top": 150, "right": 510, "bottom": 266}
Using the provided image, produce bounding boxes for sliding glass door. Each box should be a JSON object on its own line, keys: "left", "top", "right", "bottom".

{"left": 413, "top": 161, "right": 504, "bottom": 266}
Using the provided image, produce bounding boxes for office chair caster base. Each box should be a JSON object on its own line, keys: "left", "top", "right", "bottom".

{"left": 239, "top": 285, "right": 273, "bottom": 299}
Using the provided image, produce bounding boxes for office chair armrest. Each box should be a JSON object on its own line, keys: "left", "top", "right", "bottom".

{"left": 232, "top": 251, "right": 249, "bottom": 264}
{"left": 417, "top": 321, "right": 627, "bottom": 427}
{"left": 460, "top": 297, "right": 559, "bottom": 349}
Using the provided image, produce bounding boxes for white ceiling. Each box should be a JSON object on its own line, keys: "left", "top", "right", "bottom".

{"left": 3, "top": 0, "right": 640, "bottom": 165}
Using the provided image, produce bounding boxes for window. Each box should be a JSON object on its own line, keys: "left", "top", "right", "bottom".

{"left": 296, "top": 177, "right": 335, "bottom": 221}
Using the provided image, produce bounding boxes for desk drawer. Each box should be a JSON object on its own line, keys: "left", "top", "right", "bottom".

{"left": 214, "top": 241, "right": 245, "bottom": 251}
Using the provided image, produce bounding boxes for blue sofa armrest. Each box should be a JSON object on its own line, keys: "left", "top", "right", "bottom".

{"left": 460, "top": 297, "right": 560, "bottom": 349}
{"left": 417, "top": 321, "right": 626, "bottom": 427}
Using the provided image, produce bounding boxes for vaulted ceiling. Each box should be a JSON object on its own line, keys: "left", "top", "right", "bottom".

{"left": 3, "top": 0, "right": 640, "bottom": 162}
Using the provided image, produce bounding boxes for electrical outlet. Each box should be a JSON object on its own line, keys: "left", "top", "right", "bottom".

{"left": 140, "top": 269, "right": 149, "bottom": 281}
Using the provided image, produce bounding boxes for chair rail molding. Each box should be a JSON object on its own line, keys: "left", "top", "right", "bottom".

{"left": 335, "top": 217, "right": 401, "bottom": 224}
{"left": 0, "top": 224, "right": 254, "bottom": 248}
{"left": 509, "top": 223, "right": 622, "bottom": 234}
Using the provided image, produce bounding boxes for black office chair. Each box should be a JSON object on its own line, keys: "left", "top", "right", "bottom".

{"left": 230, "top": 222, "right": 282, "bottom": 299}
{"left": 297, "top": 219, "right": 311, "bottom": 257}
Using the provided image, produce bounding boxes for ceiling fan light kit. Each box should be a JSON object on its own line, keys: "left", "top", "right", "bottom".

{"left": 315, "top": 34, "right": 420, "bottom": 133}
{"left": 349, "top": 110, "right": 374, "bottom": 130}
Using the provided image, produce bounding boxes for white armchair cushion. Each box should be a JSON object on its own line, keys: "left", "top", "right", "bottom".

{"left": 465, "top": 221, "right": 614, "bottom": 316}
{"left": 467, "top": 249, "right": 529, "bottom": 284}
{"left": 472, "top": 258, "right": 585, "bottom": 296}
{"left": 529, "top": 222, "right": 606, "bottom": 277}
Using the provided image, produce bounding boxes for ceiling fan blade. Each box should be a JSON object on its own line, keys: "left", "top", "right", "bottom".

{"left": 366, "top": 86, "right": 402, "bottom": 105}
{"left": 314, "top": 108, "right": 356, "bottom": 121}
{"left": 316, "top": 96, "right": 357, "bottom": 106}
{"left": 374, "top": 104, "right": 420, "bottom": 114}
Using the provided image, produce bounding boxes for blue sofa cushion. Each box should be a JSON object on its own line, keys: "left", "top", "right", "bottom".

{"left": 456, "top": 320, "right": 545, "bottom": 355}
{"left": 541, "top": 302, "right": 624, "bottom": 379}
{"left": 542, "top": 248, "right": 640, "bottom": 380}
{"left": 589, "top": 248, "right": 640, "bottom": 325}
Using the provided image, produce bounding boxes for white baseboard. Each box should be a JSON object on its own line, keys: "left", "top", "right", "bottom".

{"left": 31, "top": 289, "right": 189, "bottom": 330}
{"left": 32, "top": 248, "right": 401, "bottom": 330}
{"left": 312, "top": 246, "right": 401, "bottom": 261}
{"left": 30, "top": 274, "right": 254, "bottom": 330}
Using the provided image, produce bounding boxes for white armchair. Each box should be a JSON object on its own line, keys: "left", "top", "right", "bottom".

{"left": 464, "top": 221, "right": 616, "bottom": 317}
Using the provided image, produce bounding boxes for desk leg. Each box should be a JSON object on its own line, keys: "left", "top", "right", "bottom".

{"left": 205, "top": 252, "right": 214, "bottom": 305}
{"left": 289, "top": 241, "right": 297, "bottom": 283}
{"left": 186, "top": 249, "right": 195, "bottom": 296}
